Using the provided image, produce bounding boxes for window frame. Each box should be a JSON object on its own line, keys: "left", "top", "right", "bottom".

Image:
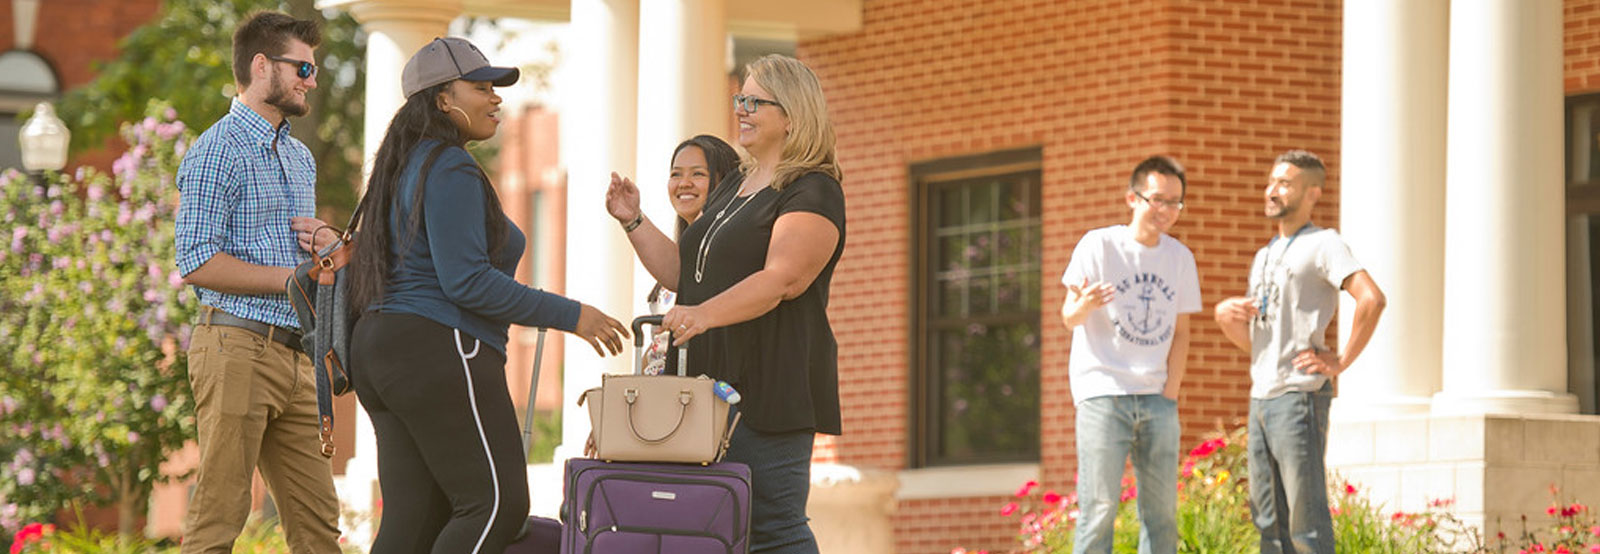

{"left": 1566, "top": 93, "right": 1600, "bottom": 415}
{"left": 0, "top": 49, "right": 62, "bottom": 173}
{"left": 1568, "top": 93, "right": 1600, "bottom": 216}
{"left": 908, "top": 147, "right": 1044, "bottom": 468}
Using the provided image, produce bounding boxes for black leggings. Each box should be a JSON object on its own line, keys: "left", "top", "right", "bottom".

{"left": 351, "top": 312, "right": 529, "bottom": 554}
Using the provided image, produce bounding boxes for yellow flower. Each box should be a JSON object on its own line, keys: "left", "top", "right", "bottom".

{"left": 1216, "top": 470, "right": 1230, "bottom": 484}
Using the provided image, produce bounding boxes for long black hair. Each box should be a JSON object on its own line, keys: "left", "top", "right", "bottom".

{"left": 349, "top": 81, "right": 509, "bottom": 314}
{"left": 669, "top": 135, "right": 741, "bottom": 234}
{"left": 647, "top": 134, "right": 741, "bottom": 305}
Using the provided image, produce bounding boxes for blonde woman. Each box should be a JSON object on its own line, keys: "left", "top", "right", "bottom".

{"left": 605, "top": 54, "right": 845, "bottom": 553}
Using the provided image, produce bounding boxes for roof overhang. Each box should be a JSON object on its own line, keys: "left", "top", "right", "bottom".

{"left": 318, "top": 0, "right": 862, "bottom": 40}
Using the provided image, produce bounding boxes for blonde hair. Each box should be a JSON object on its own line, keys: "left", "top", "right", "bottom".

{"left": 740, "top": 54, "right": 843, "bottom": 190}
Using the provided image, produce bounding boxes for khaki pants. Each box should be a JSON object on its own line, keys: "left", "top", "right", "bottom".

{"left": 181, "top": 322, "right": 341, "bottom": 553}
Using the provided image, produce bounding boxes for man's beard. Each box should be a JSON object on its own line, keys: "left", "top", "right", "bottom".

{"left": 264, "top": 70, "right": 309, "bottom": 118}
{"left": 1265, "top": 198, "right": 1294, "bottom": 219}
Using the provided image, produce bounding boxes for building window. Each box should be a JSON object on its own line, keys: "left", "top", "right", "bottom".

{"left": 0, "top": 50, "right": 61, "bottom": 172}
{"left": 1567, "top": 94, "right": 1600, "bottom": 414}
{"left": 911, "top": 148, "right": 1042, "bottom": 467}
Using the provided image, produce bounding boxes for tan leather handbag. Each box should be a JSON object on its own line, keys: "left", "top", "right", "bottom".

{"left": 580, "top": 316, "right": 740, "bottom": 464}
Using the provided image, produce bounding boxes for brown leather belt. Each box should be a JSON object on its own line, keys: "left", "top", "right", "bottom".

{"left": 196, "top": 307, "right": 303, "bottom": 353}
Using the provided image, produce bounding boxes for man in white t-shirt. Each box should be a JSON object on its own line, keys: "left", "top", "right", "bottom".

{"left": 1061, "top": 155, "right": 1201, "bottom": 554}
{"left": 1214, "top": 150, "right": 1386, "bottom": 554}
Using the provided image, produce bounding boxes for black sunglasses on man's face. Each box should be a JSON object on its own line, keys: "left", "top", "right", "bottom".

{"left": 267, "top": 55, "right": 317, "bottom": 80}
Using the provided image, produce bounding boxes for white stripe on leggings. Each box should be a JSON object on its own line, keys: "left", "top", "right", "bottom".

{"left": 454, "top": 329, "right": 498, "bottom": 554}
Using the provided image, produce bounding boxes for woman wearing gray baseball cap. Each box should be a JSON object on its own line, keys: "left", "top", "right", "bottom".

{"left": 346, "top": 37, "right": 629, "bottom": 553}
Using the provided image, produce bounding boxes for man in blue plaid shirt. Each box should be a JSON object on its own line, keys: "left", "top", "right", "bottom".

{"left": 173, "top": 11, "right": 342, "bottom": 553}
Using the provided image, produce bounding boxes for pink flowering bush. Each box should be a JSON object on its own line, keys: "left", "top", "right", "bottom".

{"left": 8, "top": 523, "right": 53, "bottom": 554}
{"left": 1173, "top": 425, "right": 1255, "bottom": 549}
{"left": 0, "top": 101, "right": 198, "bottom": 543}
{"left": 1469, "top": 486, "right": 1600, "bottom": 554}
{"left": 1330, "top": 481, "right": 1466, "bottom": 552}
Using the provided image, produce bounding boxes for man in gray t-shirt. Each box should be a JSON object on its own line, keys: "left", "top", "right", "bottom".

{"left": 1214, "top": 150, "right": 1387, "bottom": 554}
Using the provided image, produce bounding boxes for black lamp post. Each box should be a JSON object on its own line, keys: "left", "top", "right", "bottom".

{"left": 18, "top": 101, "right": 69, "bottom": 186}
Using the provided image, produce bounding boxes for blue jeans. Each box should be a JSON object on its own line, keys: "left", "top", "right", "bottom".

{"left": 720, "top": 417, "right": 819, "bottom": 554}
{"left": 1073, "top": 394, "right": 1179, "bottom": 554}
{"left": 1248, "top": 382, "right": 1335, "bottom": 554}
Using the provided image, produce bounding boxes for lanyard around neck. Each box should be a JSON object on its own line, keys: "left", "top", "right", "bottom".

{"left": 1268, "top": 222, "right": 1314, "bottom": 257}
{"left": 1257, "top": 222, "right": 1314, "bottom": 313}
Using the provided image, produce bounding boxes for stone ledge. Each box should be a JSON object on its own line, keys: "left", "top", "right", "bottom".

{"left": 1330, "top": 413, "right": 1600, "bottom": 540}
{"left": 896, "top": 463, "right": 1040, "bottom": 500}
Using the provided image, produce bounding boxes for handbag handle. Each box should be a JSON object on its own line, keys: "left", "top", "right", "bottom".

{"left": 624, "top": 388, "right": 692, "bottom": 444}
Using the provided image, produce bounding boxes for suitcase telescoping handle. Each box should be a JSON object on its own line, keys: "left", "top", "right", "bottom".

{"left": 631, "top": 315, "right": 687, "bottom": 377}
{"left": 513, "top": 327, "right": 560, "bottom": 546}
{"left": 520, "top": 328, "right": 548, "bottom": 457}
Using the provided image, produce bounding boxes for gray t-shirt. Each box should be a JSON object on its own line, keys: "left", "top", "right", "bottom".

{"left": 1247, "top": 224, "right": 1363, "bottom": 399}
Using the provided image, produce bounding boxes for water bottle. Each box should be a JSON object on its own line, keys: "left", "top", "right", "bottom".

{"left": 713, "top": 380, "right": 741, "bottom": 405}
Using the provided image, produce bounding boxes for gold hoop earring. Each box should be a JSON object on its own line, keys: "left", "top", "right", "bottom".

{"left": 449, "top": 106, "right": 472, "bottom": 128}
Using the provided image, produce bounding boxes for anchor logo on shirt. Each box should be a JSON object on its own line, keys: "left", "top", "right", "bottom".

{"left": 1112, "top": 273, "right": 1176, "bottom": 347}
{"left": 1129, "top": 283, "right": 1162, "bottom": 335}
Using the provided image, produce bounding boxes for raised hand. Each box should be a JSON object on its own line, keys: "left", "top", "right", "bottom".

{"left": 1061, "top": 278, "right": 1115, "bottom": 327}
{"left": 604, "top": 172, "right": 641, "bottom": 225}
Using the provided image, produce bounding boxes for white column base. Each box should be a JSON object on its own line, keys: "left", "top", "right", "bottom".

{"left": 1431, "top": 390, "right": 1579, "bottom": 416}
{"left": 809, "top": 464, "right": 898, "bottom": 554}
{"left": 1329, "top": 413, "right": 1600, "bottom": 541}
{"left": 1331, "top": 394, "right": 1434, "bottom": 419}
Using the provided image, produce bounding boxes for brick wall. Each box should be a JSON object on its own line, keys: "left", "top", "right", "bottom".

{"left": 800, "top": 0, "right": 1341, "bottom": 551}
{"left": 1569, "top": 0, "right": 1600, "bottom": 94}
{"left": 19, "top": 0, "right": 162, "bottom": 87}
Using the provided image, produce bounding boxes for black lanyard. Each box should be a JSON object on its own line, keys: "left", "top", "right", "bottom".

{"left": 1257, "top": 222, "right": 1314, "bottom": 312}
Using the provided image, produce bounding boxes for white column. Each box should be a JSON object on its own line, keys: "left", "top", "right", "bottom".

{"left": 633, "top": 0, "right": 729, "bottom": 310}
{"left": 558, "top": 0, "right": 639, "bottom": 459}
{"left": 314, "top": 2, "right": 457, "bottom": 547}
{"left": 337, "top": 0, "right": 461, "bottom": 181}
{"left": 1436, "top": 0, "right": 1573, "bottom": 415}
{"left": 12, "top": 0, "right": 39, "bottom": 49}
{"left": 1332, "top": 0, "right": 1447, "bottom": 417}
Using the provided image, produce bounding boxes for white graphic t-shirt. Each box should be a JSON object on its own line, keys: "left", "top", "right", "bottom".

{"left": 1246, "top": 224, "right": 1363, "bottom": 399}
{"left": 1061, "top": 225, "right": 1202, "bottom": 404}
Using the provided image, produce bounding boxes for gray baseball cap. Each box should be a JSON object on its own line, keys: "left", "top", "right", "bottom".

{"left": 401, "top": 37, "right": 519, "bottom": 98}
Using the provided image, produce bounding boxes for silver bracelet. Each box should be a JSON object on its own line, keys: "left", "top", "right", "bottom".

{"left": 623, "top": 214, "right": 643, "bottom": 233}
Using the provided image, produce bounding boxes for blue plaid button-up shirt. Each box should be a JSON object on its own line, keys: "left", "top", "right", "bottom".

{"left": 175, "top": 99, "right": 316, "bottom": 329}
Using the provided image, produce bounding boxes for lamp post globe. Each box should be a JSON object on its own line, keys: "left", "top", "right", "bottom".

{"left": 19, "top": 101, "right": 69, "bottom": 173}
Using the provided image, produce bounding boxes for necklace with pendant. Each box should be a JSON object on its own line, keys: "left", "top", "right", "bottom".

{"left": 694, "top": 186, "right": 764, "bottom": 283}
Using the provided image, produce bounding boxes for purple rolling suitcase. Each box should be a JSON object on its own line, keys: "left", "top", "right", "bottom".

{"left": 560, "top": 458, "right": 752, "bottom": 553}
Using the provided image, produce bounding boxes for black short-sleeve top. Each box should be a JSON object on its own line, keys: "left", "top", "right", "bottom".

{"left": 673, "top": 170, "right": 846, "bottom": 435}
